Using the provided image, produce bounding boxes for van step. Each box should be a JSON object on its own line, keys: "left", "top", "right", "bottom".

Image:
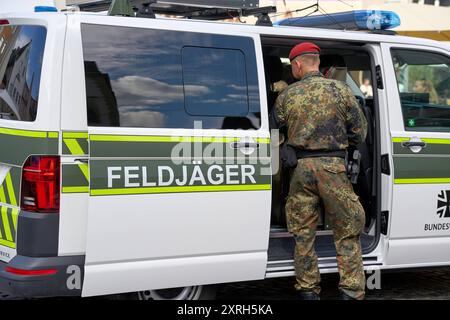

{"left": 270, "top": 228, "right": 333, "bottom": 238}
{"left": 268, "top": 234, "right": 375, "bottom": 261}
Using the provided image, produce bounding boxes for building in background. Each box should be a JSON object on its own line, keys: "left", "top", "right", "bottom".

{"left": 260, "top": 0, "right": 450, "bottom": 43}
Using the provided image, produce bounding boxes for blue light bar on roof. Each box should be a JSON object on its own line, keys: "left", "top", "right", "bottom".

{"left": 275, "top": 10, "right": 401, "bottom": 31}
{"left": 34, "top": 6, "right": 58, "bottom": 12}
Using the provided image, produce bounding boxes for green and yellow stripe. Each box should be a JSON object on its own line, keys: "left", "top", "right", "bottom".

{"left": 61, "top": 132, "right": 90, "bottom": 194}
{"left": 0, "top": 172, "right": 19, "bottom": 248}
{"left": 90, "top": 134, "right": 270, "bottom": 144}
{"left": 91, "top": 184, "right": 271, "bottom": 196}
{"left": 393, "top": 137, "right": 450, "bottom": 185}
{"left": 63, "top": 131, "right": 89, "bottom": 156}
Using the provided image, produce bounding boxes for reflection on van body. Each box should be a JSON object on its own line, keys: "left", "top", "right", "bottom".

{"left": 0, "top": 25, "right": 46, "bottom": 121}
{"left": 82, "top": 24, "right": 261, "bottom": 129}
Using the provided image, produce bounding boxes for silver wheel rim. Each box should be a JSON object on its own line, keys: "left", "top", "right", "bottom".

{"left": 138, "top": 286, "right": 203, "bottom": 300}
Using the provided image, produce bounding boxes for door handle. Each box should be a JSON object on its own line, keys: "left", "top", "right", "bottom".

{"left": 401, "top": 141, "right": 426, "bottom": 148}
{"left": 231, "top": 142, "right": 259, "bottom": 149}
{"left": 74, "top": 158, "right": 89, "bottom": 164}
{"left": 401, "top": 138, "right": 426, "bottom": 153}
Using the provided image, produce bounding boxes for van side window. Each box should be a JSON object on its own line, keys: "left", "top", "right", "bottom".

{"left": 182, "top": 47, "right": 249, "bottom": 118}
{"left": 391, "top": 49, "right": 450, "bottom": 132}
{"left": 81, "top": 24, "right": 261, "bottom": 129}
{"left": 0, "top": 25, "right": 46, "bottom": 122}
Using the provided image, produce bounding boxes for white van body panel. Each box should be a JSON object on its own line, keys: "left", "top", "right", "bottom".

{"left": 59, "top": 14, "right": 89, "bottom": 256}
{"left": 381, "top": 42, "right": 450, "bottom": 266}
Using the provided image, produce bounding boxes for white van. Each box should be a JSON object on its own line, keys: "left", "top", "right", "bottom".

{"left": 0, "top": 0, "right": 449, "bottom": 300}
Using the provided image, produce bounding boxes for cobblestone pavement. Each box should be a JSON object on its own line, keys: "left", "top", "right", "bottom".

{"left": 216, "top": 267, "right": 450, "bottom": 300}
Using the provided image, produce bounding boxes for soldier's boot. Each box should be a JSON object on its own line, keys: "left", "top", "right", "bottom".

{"left": 298, "top": 291, "right": 320, "bottom": 300}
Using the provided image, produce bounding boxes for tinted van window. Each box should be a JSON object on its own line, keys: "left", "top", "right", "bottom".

{"left": 0, "top": 25, "right": 46, "bottom": 121}
{"left": 182, "top": 46, "right": 249, "bottom": 117}
{"left": 392, "top": 49, "right": 450, "bottom": 132}
{"left": 81, "top": 24, "right": 260, "bottom": 129}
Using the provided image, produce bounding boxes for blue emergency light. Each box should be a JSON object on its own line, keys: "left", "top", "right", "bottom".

{"left": 34, "top": 6, "right": 58, "bottom": 12}
{"left": 275, "top": 10, "right": 401, "bottom": 31}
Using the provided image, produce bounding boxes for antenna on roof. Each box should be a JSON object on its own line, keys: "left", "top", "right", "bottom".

{"left": 108, "top": 0, "right": 134, "bottom": 16}
{"left": 136, "top": 1, "right": 156, "bottom": 18}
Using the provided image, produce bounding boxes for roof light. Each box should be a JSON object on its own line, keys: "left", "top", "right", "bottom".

{"left": 34, "top": 6, "right": 58, "bottom": 13}
{"left": 275, "top": 10, "right": 401, "bottom": 31}
{"left": 0, "top": 20, "right": 9, "bottom": 25}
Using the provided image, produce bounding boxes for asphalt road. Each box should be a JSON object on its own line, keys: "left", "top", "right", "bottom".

{"left": 1, "top": 267, "right": 449, "bottom": 300}
{"left": 216, "top": 267, "right": 450, "bottom": 300}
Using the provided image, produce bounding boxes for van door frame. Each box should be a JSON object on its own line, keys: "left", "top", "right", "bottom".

{"left": 260, "top": 36, "right": 386, "bottom": 275}
{"left": 79, "top": 16, "right": 272, "bottom": 297}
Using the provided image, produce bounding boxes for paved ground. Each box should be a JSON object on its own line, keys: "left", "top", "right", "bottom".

{"left": 216, "top": 267, "right": 450, "bottom": 300}
{"left": 2, "top": 267, "right": 449, "bottom": 300}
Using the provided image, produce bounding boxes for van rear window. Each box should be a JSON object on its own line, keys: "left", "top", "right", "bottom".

{"left": 0, "top": 25, "right": 46, "bottom": 122}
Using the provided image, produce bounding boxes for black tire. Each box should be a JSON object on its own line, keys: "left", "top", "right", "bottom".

{"left": 111, "top": 285, "right": 217, "bottom": 300}
{"left": 138, "top": 285, "right": 217, "bottom": 301}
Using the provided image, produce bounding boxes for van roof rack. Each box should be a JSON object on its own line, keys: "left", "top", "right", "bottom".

{"left": 74, "top": 0, "right": 277, "bottom": 26}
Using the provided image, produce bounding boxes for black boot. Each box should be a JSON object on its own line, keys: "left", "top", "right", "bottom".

{"left": 298, "top": 291, "right": 320, "bottom": 300}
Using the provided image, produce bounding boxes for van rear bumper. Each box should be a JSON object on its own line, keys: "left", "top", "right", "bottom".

{"left": 0, "top": 255, "right": 84, "bottom": 298}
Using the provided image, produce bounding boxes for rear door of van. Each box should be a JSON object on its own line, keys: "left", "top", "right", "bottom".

{"left": 0, "top": 14, "right": 64, "bottom": 263}
{"left": 73, "top": 16, "right": 272, "bottom": 297}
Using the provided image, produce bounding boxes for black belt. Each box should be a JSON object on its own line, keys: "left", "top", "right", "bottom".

{"left": 295, "top": 149, "right": 346, "bottom": 159}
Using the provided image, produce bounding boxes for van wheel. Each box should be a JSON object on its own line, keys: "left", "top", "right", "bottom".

{"left": 138, "top": 285, "right": 216, "bottom": 300}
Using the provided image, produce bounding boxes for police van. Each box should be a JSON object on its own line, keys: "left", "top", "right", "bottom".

{"left": 0, "top": 0, "right": 449, "bottom": 299}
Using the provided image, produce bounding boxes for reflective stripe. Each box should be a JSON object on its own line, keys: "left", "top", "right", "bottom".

{"left": 0, "top": 188, "right": 6, "bottom": 240}
{"left": 0, "top": 128, "right": 47, "bottom": 138}
{"left": 90, "top": 135, "right": 270, "bottom": 144}
{"left": 78, "top": 163, "right": 89, "bottom": 182}
{"left": 0, "top": 238, "right": 15, "bottom": 249}
{"left": 64, "top": 139, "right": 90, "bottom": 183}
{"left": 63, "top": 132, "right": 88, "bottom": 139}
{"left": 392, "top": 137, "right": 450, "bottom": 145}
{"left": 91, "top": 184, "right": 271, "bottom": 196}
{"left": 5, "top": 172, "right": 17, "bottom": 206}
{"left": 0, "top": 184, "right": 6, "bottom": 204}
{"left": 62, "top": 186, "right": 89, "bottom": 193}
{"left": 47, "top": 132, "right": 59, "bottom": 139}
{"left": 11, "top": 208, "right": 18, "bottom": 230}
{"left": 1, "top": 206, "right": 12, "bottom": 242}
{"left": 64, "top": 138, "right": 85, "bottom": 156}
{"left": 394, "top": 178, "right": 450, "bottom": 184}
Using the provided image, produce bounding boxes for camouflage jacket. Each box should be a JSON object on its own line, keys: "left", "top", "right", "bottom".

{"left": 274, "top": 71, "right": 367, "bottom": 151}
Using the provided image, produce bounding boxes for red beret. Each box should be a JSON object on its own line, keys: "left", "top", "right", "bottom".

{"left": 289, "top": 42, "right": 321, "bottom": 61}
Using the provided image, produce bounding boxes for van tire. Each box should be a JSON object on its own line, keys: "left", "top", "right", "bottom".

{"left": 138, "top": 285, "right": 217, "bottom": 300}
{"left": 110, "top": 285, "right": 217, "bottom": 300}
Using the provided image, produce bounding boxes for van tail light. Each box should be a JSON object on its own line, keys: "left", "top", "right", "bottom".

{"left": 5, "top": 267, "right": 58, "bottom": 276}
{"left": 21, "top": 156, "right": 60, "bottom": 213}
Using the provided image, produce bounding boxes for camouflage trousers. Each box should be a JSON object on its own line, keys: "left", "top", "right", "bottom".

{"left": 286, "top": 157, "right": 366, "bottom": 300}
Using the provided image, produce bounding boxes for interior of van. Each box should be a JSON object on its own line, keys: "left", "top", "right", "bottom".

{"left": 262, "top": 37, "right": 381, "bottom": 270}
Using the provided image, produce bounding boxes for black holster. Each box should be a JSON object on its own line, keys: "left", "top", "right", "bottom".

{"left": 280, "top": 144, "right": 299, "bottom": 169}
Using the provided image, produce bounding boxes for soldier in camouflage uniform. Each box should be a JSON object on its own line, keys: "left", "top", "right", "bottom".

{"left": 274, "top": 42, "right": 368, "bottom": 300}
